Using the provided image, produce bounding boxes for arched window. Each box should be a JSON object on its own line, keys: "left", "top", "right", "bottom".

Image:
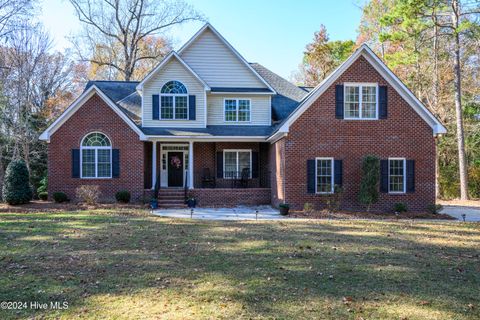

{"left": 81, "top": 132, "right": 112, "bottom": 178}
{"left": 160, "top": 81, "right": 188, "bottom": 120}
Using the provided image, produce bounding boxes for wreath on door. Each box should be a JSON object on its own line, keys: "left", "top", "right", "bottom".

{"left": 170, "top": 155, "right": 182, "bottom": 169}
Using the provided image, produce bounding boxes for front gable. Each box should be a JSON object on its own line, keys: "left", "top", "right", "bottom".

{"left": 142, "top": 55, "right": 207, "bottom": 128}
{"left": 179, "top": 24, "right": 273, "bottom": 90}
{"left": 272, "top": 45, "right": 446, "bottom": 141}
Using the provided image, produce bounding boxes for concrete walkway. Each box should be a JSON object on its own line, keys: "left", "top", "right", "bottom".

{"left": 152, "top": 205, "right": 285, "bottom": 221}
{"left": 441, "top": 206, "right": 480, "bottom": 222}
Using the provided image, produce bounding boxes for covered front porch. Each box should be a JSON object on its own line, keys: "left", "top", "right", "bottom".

{"left": 143, "top": 140, "right": 272, "bottom": 206}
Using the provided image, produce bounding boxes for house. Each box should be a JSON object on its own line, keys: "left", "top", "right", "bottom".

{"left": 39, "top": 23, "right": 446, "bottom": 212}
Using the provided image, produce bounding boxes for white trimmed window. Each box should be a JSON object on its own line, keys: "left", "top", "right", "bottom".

{"left": 224, "top": 99, "right": 251, "bottom": 122}
{"left": 81, "top": 132, "right": 112, "bottom": 178}
{"left": 389, "top": 158, "right": 406, "bottom": 193}
{"left": 316, "top": 158, "right": 334, "bottom": 193}
{"left": 223, "top": 150, "right": 251, "bottom": 178}
{"left": 344, "top": 83, "right": 378, "bottom": 119}
{"left": 160, "top": 81, "right": 188, "bottom": 120}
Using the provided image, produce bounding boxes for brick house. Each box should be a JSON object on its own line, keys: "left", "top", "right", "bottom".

{"left": 40, "top": 23, "right": 446, "bottom": 212}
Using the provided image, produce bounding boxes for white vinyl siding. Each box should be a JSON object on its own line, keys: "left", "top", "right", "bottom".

{"left": 207, "top": 94, "right": 271, "bottom": 125}
{"left": 142, "top": 58, "right": 205, "bottom": 128}
{"left": 180, "top": 28, "right": 267, "bottom": 88}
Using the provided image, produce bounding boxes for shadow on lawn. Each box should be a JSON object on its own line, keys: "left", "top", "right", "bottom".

{"left": 0, "top": 212, "right": 479, "bottom": 319}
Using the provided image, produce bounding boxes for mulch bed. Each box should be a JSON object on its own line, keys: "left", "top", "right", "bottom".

{"left": 0, "top": 200, "right": 147, "bottom": 213}
{"left": 288, "top": 210, "right": 455, "bottom": 220}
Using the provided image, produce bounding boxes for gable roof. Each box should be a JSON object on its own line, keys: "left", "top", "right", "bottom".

{"left": 84, "top": 80, "right": 141, "bottom": 123}
{"left": 250, "top": 62, "right": 308, "bottom": 121}
{"left": 136, "top": 51, "right": 210, "bottom": 90}
{"left": 178, "top": 23, "right": 276, "bottom": 94}
{"left": 271, "top": 44, "right": 447, "bottom": 140}
{"left": 39, "top": 85, "right": 146, "bottom": 142}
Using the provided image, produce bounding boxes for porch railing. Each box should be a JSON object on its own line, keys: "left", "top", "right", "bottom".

{"left": 194, "top": 169, "right": 271, "bottom": 189}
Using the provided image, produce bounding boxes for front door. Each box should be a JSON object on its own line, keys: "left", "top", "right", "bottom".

{"left": 168, "top": 152, "right": 184, "bottom": 187}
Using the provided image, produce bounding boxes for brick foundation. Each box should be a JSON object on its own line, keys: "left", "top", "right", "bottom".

{"left": 191, "top": 188, "right": 271, "bottom": 207}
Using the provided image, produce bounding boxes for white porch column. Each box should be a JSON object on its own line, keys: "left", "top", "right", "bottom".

{"left": 151, "top": 141, "right": 157, "bottom": 190}
{"left": 188, "top": 141, "right": 194, "bottom": 189}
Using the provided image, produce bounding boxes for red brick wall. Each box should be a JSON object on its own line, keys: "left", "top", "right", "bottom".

{"left": 191, "top": 188, "right": 271, "bottom": 207}
{"left": 283, "top": 56, "right": 436, "bottom": 212}
{"left": 48, "top": 94, "right": 145, "bottom": 202}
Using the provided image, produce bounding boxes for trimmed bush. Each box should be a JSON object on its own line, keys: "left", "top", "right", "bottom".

{"left": 394, "top": 202, "right": 408, "bottom": 213}
{"left": 115, "top": 190, "right": 131, "bottom": 203}
{"left": 2, "top": 159, "right": 32, "bottom": 205}
{"left": 76, "top": 185, "right": 100, "bottom": 205}
{"left": 38, "top": 192, "right": 48, "bottom": 201}
{"left": 53, "top": 192, "right": 69, "bottom": 203}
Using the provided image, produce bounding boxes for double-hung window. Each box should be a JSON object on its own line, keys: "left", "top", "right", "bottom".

{"left": 316, "top": 158, "right": 334, "bottom": 193}
{"left": 81, "top": 132, "right": 112, "bottom": 178}
{"left": 160, "top": 81, "right": 188, "bottom": 120}
{"left": 224, "top": 99, "right": 251, "bottom": 122}
{"left": 344, "top": 83, "right": 378, "bottom": 119}
{"left": 389, "top": 158, "right": 406, "bottom": 193}
{"left": 223, "top": 150, "right": 251, "bottom": 179}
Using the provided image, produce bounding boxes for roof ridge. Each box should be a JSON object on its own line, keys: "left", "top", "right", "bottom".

{"left": 88, "top": 80, "right": 140, "bottom": 83}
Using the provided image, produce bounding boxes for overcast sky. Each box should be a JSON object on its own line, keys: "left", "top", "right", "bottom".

{"left": 39, "top": 0, "right": 366, "bottom": 80}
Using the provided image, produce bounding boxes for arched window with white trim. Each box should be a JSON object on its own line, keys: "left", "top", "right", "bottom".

{"left": 160, "top": 80, "right": 188, "bottom": 120}
{"left": 81, "top": 132, "right": 112, "bottom": 178}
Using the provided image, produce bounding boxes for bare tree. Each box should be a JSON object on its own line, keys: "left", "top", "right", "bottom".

{"left": 0, "top": 0, "right": 33, "bottom": 39}
{"left": 68, "top": 0, "right": 203, "bottom": 81}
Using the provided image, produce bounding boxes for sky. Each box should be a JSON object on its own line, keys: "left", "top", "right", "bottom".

{"left": 39, "top": 0, "right": 366, "bottom": 80}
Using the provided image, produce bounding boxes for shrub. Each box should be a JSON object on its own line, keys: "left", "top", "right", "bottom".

{"left": 2, "top": 159, "right": 32, "bottom": 205}
{"left": 115, "top": 190, "right": 131, "bottom": 203}
{"left": 303, "top": 202, "right": 314, "bottom": 214}
{"left": 37, "top": 175, "right": 47, "bottom": 194}
{"left": 326, "top": 185, "right": 344, "bottom": 212}
{"left": 38, "top": 192, "right": 48, "bottom": 201}
{"left": 53, "top": 192, "right": 69, "bottom": 203}
{"left": 426, "top": 204, "right": 443, "bottom": 214}
{"left": 394, "top": 202, "right": 408, "bottom": 213}
{"left": 76, "top": 185, "right": 100, "bottom": 205}
{"left": 359, "top": 155, "right": 380, "bottom": 211}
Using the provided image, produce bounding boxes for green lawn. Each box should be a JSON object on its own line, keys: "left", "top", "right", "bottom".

{"left": 0, "top": 210, "right": 479, "bottom": 319}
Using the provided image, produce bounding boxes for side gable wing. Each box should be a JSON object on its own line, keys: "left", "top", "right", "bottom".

{"left": 273, "top": 44, "right": 446, "bottom": 139}
{"left": 39, "top": 85, "right": 146, "bottom": 142}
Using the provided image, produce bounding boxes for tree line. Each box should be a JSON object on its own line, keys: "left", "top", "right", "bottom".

{"left": 295, "top": 0, "right": 480, "bottom": 200}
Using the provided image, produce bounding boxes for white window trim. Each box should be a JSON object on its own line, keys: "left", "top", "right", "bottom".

{"left": 388, "top": 157, "right": 406, "bottom": 194}
{"left": 344, "top": 82, "right": 379, "bottom": 120}
{"left": 223, "top": 149, "right": 252, "bottom": 179}
{"left": 315, "top": 157, "right": 334, "bottom": 194}
{"left": 159, "top": 80, "right": 189, "bottom": 120}
{"left": 80, "top": 132, "right": 112, "bottom": 179}
{"left": 223, "top": 98, "right": 251, "bottom": 123}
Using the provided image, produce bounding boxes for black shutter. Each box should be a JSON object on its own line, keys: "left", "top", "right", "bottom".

{"left": 112, "top": 149, "right": 120, "bottom": 178}
{"left": 216, "top": 152, "right": 223, "bottom": 178}
{"left": 189, "top": 95, "right": 196, "bottom": 120}
{"left": 152, "top": 94, "right": 159, "bottom": 120}
{"left": 72, "top": 149, "right": 80, "bottom": 178}
{"left": 252, "top": 151, "right": 259, "bottom": 178}
{"left": 380, "top": 160, "right": 388, "bottom": 193}
{"left": 334, "top": 159, "right": 343, "bottom": 187}
{"left": 335, "top": 84, "right": 344, "bottom": 119}
{"left": 406, "top": 160, "right": 415, "bottom": 193}
{"left": 307, "top": 159, "right": 316, "bottom": 194}
{"left": 379, "top": 86, "right": 388, "bottom": 119}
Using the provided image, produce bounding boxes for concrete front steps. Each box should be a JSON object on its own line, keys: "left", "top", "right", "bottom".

{"left": 157, "top": 188, "right": 187, "bottom": 208}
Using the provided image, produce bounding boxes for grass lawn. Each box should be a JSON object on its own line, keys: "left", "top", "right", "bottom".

{"left": 0, "top": 210, "right": 479, "bottom": 319}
